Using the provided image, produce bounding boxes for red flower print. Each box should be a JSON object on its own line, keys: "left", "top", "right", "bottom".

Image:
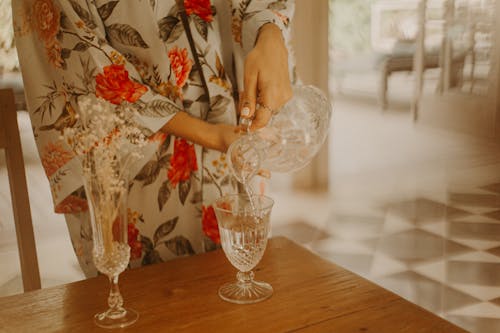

{"left": 95, "top": 64, "right": 148, "bottom": 105}
{"left": 184, "top": 0, "right": 213, "bottom": 22}
{"left": 54, "top": 195, "right": 88, "bottom": 214}
{"left": 32, "top": 0, "right": 60, "bottom": 43}
{"left": 112, "top": 214, "right": 143, "bottom": 260}
{"left": 148, "top": 132, "right": 168, "bottom": 144}
{"left": 231, "top": 16, "right": 242, "bottom": 45}
{"left": 168, "top": 46, "right": 193, "bottom": 88}
{"left": 202, "top": 205, "right": 220, "bottom": 244}
{"left": 45, "top": 39, "right": 64, "bottom": 69}
{"left": 272, "top": 10, "right": 290, "bottom": 26}
{"left": 40, "top": 141, "right": 74, "bottom": 177}
{"left": 167, "top": 139, "right": 198, "bottom": 188}
{"left": 127, "top": 222, "right": 143, "bottom": 260}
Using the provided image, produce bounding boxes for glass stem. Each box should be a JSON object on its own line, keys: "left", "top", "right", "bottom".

{"left": 107, "top": 275, "right": 126, "bottom": 319}
{"left": 237, "top": 271, "right": 255, "bottom": 285}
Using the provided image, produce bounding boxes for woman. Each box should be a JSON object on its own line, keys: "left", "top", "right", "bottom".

{"left": 12, "top": 0, "right": 294, "bottom": 277}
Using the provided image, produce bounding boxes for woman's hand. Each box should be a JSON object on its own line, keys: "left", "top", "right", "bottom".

{"left": 240, "top": 23, "right": 293, "bottom": 131}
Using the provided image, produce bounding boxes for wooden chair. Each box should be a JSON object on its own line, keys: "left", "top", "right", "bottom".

{"left": 0, "top": 88, "right": 41, "bottom": 292}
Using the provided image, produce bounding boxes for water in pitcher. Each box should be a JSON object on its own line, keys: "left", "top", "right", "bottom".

{"left": 220, "top": 85, "right": 332, "bottom": 262}
{"left": 228, "top": 85, "right": 332, "bottom": 185}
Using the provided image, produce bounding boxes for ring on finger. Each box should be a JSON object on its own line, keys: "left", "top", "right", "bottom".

{"left": 259, "top": 103, "right": 278, "bottom": 115}
{"left": 239, "top": 117, "right": 252, "bottom": 132}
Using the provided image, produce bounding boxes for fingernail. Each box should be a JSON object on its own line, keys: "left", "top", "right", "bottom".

{"left": 241, "top": 106, "right": 250, "bottom": 117}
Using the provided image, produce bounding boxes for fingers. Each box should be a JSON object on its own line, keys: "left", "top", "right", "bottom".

{"left": 240, "top": 68, "right": 258, "bottom": 120}
{"left": 240, "top": 48, "right": 293, "bottom": 131}
{"left": 237, "top": 91, "right": 243, "bottom": 117}
{"left": 249, "top": 84, "right": 292, "bottom": 131}
{"left": 250, "top": 103, "right": 273, "bottom": 131}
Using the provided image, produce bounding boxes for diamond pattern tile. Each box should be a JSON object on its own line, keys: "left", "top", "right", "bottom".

{"left": 491, "top": 298, "right": 500, "bottom": 307}
{"left": 310, "top": 237, "right": 376, "bottom": 255}
{"left": 449, "top": 192, "right": 500, "bottom": 208}
{"left": 483, "top": 210, "right": 500, "bottom": 221}
{"left": 451, "top": 239, "right": 500, "bottom": 251}
{"left": 374, "top": 271, "right": 480, "bottom": 313}
{"left": 487, "top": 247, "right": 500, "bottom": 258}
{"left": 447, "top": 261, "right": 500, "bottom": 286}
{"left": 449, "top": 221, "right": 500, "bottom": 241}
{"left": 367, "top": 229, "right": 472, "bottom": 264}
{"left": 445, "top": 315, "right": 500, "bottom": 333}
{"left": 325, "top": 213, "right": 385, "bottom": 240}
{"left": 321, "top": 252, "right": 374, "bottom": 277}
{"left": 450, "top": 251, "right": 500, "bottom": 263}
{"left": 449, "top": 284, "right": 500, "bottom": 302}
{"left": 369, "top": 252, "right": 408, "bottom": 277}
{"left": 481, "top": 183, "right": 500, "bottom": 195}
{"left": 272, "top": 221, "right": 330, "bottom": 244}
{"left": 384, "top": 198, "right": 471, "bottom": 224}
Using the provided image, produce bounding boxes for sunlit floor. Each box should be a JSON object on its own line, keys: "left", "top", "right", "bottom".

{"left": 271, "top": 77, "right": 500, "bottom": 332}
{"left": 1, "top": 73, "right": 500, "bottom": 332}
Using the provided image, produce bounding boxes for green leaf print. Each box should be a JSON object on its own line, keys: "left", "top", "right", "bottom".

{"left": 159, "top": 136, "right": 172, "bottom": 156}
{"left": 61, "top": 48, "right": 72, "bottom": 59}
{"left": 178, "top": 178, "right": 191, "bottom": 205}
{"left": 97, "top": 1, "right": 119, "bottom": 21}
{"left": 158, "top": 153, "right": 172, "bottom": 169}
{"left": 158, "top": 180, "right": 172, "bottom": 211}
{"left": 135, "top": 160, "right": 161, "bottom": 186}
{"left": 142, "top": 99, "right": 180, "bottom": 117}
{"left": 107, "top": 24, "right": 150, "bottom": 48}
{"left": 158, "top": 16, "right": 181, "bottom": 42}
{"left": 196, "top": 93, "right": 209, "bottom": 103}
{"left": 193, "top": 15, "right": 208, "bottom": 41}
{"left": 60, "top": 12, "right": 71, "bottom": 30}
{"left": 220, "top": 175, "right": 230, "bottom": 186}
{"left": 142, "top": 249, "right": 163, "bottom": 265}
{"left": 140, "top": 235, "right": 154, "bottom": 251}
{"left": 209, "top": 95, "right": 230, "bottom": 118}
{"left": 153, "top": 217, "right": 178, "bottom": 245}
{"left": 190, "top": 191, "right": 202, "bottom": 204}
{"left": 165, "top": 236, "right": 195, "bottom": 256}
{"left": 69, "top": 0, "right": 97, "bottom": 29}
{"left": 72, "top": 42, "right": 89, "bottom": 52}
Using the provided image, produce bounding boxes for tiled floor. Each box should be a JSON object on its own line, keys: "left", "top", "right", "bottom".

{"left": 1, "top": 74, "right": 500, "bottom": 332}
{"left": 269, "top": 77, "right": 500, "bottom": 332}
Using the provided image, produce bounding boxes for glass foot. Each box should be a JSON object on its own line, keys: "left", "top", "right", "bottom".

{"left": 218, "top": 280, "right": 273, "bottom": 304}
{"left": 94, "top": 307, "right": 139, "bottom": 329}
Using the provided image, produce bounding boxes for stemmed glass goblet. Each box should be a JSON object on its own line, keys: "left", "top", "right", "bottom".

{"left": 84, "top": 155, "right": 138, "bottom": 328}
{"left": 214, "top": 194, "right": 274, "bottom": 304}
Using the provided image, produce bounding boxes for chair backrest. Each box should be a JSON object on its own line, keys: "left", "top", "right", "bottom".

{"left": 0, "top": 88, "right": 41, "bottom": 292}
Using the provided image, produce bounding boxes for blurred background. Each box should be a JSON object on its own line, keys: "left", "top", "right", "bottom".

{"left": 1, "top": 1, "right": 499, "bottom": 332}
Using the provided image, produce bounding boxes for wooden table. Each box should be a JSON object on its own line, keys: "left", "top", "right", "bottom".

{"left": 0, "top": 237, "right": 467, "bottom": 332}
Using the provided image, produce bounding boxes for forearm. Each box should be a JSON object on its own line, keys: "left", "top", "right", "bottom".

{"left": 160, "top": 112, "right": 236, "bottom": 152}
{"left": 256, "top": 23, "right": 285, "bottom": 48}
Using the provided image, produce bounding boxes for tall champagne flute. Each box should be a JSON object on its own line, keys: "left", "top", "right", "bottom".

{"left": 83, "top": 154, "right": 138, "bottom": 328}
{"left": 214, "top": 194, "right": 274, "bottom": 304}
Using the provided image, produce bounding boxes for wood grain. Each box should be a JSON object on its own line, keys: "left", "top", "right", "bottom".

{"left": 0, "top": 237, "right": 468, "bottom": 333}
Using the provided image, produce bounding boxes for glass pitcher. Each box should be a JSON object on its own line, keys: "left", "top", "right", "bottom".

{"left": 228, "top": 85, "right": 332, "bottom": 183}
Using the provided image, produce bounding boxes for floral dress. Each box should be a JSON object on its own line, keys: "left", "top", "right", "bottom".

{"left": 12, "top": 0, "right": 294, "bottom": 277}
